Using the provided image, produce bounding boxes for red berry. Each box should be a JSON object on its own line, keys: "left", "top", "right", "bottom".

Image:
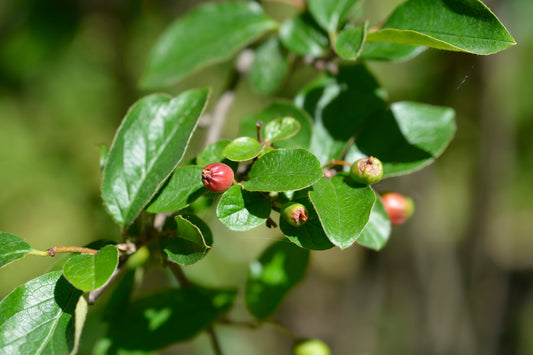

{"left": 201, "top": 163, "right": 234, "bottom": 193}
{"left": 381, "top": 192, "right": 414, "bottom": 226}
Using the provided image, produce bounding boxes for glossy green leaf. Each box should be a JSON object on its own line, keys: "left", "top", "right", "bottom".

{"left": 280, "top": 197, "right": 334, "bottom": 250}
{"left": 101, "top": 88, "right": 209, "bottom": 229}
{"left": 307, "top": 0, "right": 360, "bottom": 33}
{"left": 246, "top": 240, "right": 309, "bottom": 320}
{"left": 105, "top": 287, "right": 236, "bottom": 352}
{"left": 72, "top": 296, "right": 88, "bottom": 355}
{"left": 345, "top": 101, "right": 456, "bottom": 177}
{"left": 366, "top": 0, "right": 516, "bottom": 55}
{"left": 357, "top": 195, "right": 391, "bottom": 250}
{"left": 335, "top": 24, "right": 367, "bottom": 60}
{"left": 242, "top": 149, "right": 323, "bottom": 192}
{"left": 217, "top": 186, "right": 271, "bottom": 231}
{"left": 146, "top": 166, "right": 205, "bottom": 214}
{"left": 197, "top": 139, "right": 230, "bottom": 166}
{"left": 0, "top": 232, "right": 32, "bottom": 269}
{"left": 279, "top": 13, "right": 329, "bottom": 57}
{"left": 240, "top": 101, "right": 313, "bottom": 149}
{"left": 264, "top": 117, "right": 301, "bottom": 143}
{"left": 296, "top": 64, "right": 386, "bottom": 164}
{"left": 162, "top": 215, "right": 212, "bottom": 265}
{"left": 0, "top": 272, "right": 82, "bottom": 354}
{"left": 141, "top": 2, "right": 277, "bottom": 88}
{"left": 249, "top": 38, "right": 289, "bottom": 95}
{"left": 63, "top": 245, "right": 119, "bottom": 292}
{"left": 359, "top": 42, "right": 426, "bottom": 61}
{"left": 309, "top": 175, "right": 375, "bottom": 249}
{"left": 223, "top": 137, "right": 264, "bottom": 162}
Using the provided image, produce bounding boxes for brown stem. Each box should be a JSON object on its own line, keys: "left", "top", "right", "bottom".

{"left": 47, "top": 246, "right": 97, "bottom": 256}
{"left": 322, "top": 159, "right": 352, "bottom": 169}
{"left": 256, "top": 120, "right": 263, "bottom": 143}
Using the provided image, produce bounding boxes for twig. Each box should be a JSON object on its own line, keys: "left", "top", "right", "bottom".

{"left": 208, "top": 326, "right": 224, "bottom": 355}
{"left": 47, "top": 246, "right": 98, "bottom": 256}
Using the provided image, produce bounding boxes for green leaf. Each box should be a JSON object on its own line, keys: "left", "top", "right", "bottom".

{"left": 359, "top": 42, "right": 426, "bottom": 61}
{"left": 101, "top": 88, "right": 209, "bottom": 229}
{"left": 0, "top": 272, "right": 83, "bottom": 354}
{"left": 296, "top": 64, "right": 386, "bottom": 165}
{"left": 105, "top": 287, "right": 236, "bottom": 352}
{"left": 242, "top": 149, "right": 323, "bottom": 192}
{"left": 357, "top": 195, "right": 391, "bottom": 250}
{"left": 223, "top": 137, "right": 264, "bottom": 162}
{"left": 279, "top": 13, "right": 329, "bottom": 57}
{"left": 141, "top": 2, "right": 277, "bottom": 88}
{"left": 146, "top": 166, "right": 205, "bottom": 214}
{"left": 161, "top": 215, "right": 212, "bottom": 265}
{"left": 309, "top": 175, "right": 375, "bottom": 249}
{"left": 217, "top": 186, "right": 271, "bottom": 231}
{"left": 307, "top": 0, "right": 360, "bottom": 33}
{"left": 345, "top": 101, "right": 456, "bottom": 177}
{"left": 72, "top": 296, "right": 88, "bottom": 355}
{"left": 197, "top": 139, "right": 230, "bottom": 166}
{"left": 249, "top": 37, "right": 289, "bottom": 95}
{"left": 240, "top": 101, "right": 313, "bottom": 149}
{"left": 246, "top": 240, "right": 309, "bottom": 320}
{"left": 366, "top": 0, "right": 516, "bottom": 55}
{"left": 264, "top": 117, "right": 301, "bottom": 143}
{"left": 334, "top": 24, "right": 367, "bottom": 60}
{"left": 279, "top": 197, "right": 334, "bottom": 250}
{"left": 0, "top": 232, "right": 32, "bottom": 269}
{"left": 63, "top": 245, "right": 119, "bottom": 292}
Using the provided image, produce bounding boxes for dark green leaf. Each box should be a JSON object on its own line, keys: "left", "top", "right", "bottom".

{"left": 242, "top": 149, "right": 323, "bottom": 192}
{"left": 279, "top": 13, "right": 329, "bottom": 57}
{"left": 264, "top": 117, "right": 301, "bottom": 143}
{"left": 0, "top": 272, "right": 82, "bottom": 354}
{"left": 106, "top": 287, "right": 236, "bottom": 352}
{"left": 146, "top": 166, "right": 206, "bottom": 214}
{"left": 280, "top": 197, "right": 334, "bottom": 250}
{"left": 0, "top": 232, "right": 32, "bottom": 269}
{"left": 101, "top": 88, "right": 209, "bottom": 229}
{"left": 162, "top": 215, "right": 212, "bottom": 265}
{"left": 307, "top": 0, "right": 360, "bottom": 33}
{"left": 345, "top": 101, "right": 456, "bottom": 177}
{"left": 217, "top": 185, "right": 271, "bottom": 231}
{"left": 223, "top": 137, "right": 264, "bottom": 162}
{"left": 366, "top": 0, "right": 516, "bottom": 55}
{"left": 249, "top": 38, "right": 289, "bottom": 94}
{"left": 240, "top": 101, "right": 313, "bottom": 149}
{"left": 357, "top": 195, "right": 391, "bottom": 250}
{"left": 246, "top": 240, "right": 309, "bottom": 320}
{"left": 335, "top": 24, "right": 367, "bottom": 60}
{"left": 141, "top": 2, "right": 277, "bottom": 88}
{"left": 359, "top": 42, "right": 426, "bottom": 61}
{"left": 63, "top": 245, "right": 119, "bottom": 292}
{"left": 309, "top": 175, "right": 375, "bottom": 249}
{"left": 296, "top": 64, "right": 386, "bottom": 164}
{"left": 103, "top": 269, "right": 137, "bottom": 323}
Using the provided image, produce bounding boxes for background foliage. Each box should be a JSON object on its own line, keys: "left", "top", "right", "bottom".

{"left": 0, "top": 0, "right": 531, "bottom": 354}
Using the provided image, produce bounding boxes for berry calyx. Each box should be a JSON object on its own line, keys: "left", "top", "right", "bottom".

{"left": 381, "top": 192, "right": 414, "bottom": 226}
{"left": 281, "top": 202, "right": 308, "bottom": 227}
{"left": 349, "top": 156, "right": 383, "bottom": 185}
{"left": 201, "top": 163, "right": 234, "bottom": 193}
{"left": 293, "top": 339, "right": 331, "bottom": 355}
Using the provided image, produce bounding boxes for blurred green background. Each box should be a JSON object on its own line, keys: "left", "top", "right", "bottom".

{"left": 1, "top": 0, "right": 532, "bottom": 354}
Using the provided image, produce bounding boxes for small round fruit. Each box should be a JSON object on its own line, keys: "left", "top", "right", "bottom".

{"left": 281, "top": 202, "right": 308, "bottom": 227}
{"left": 201, "top": 163, "right": 234, "bottom": 193}
{"left": 293, "top": 339, "right": 331, "bottom": 355}
{"left": 381, "top": 192, "right": 414, "bottom": 226}
{"left": 350, "top": 156, "right": 383, "bottom": 185}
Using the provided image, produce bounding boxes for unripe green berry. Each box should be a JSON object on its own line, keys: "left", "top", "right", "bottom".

{"left": 202, "top": 163, "right": 234, "bottom": 193}
{"left": 293, "top": 339, "right": 331, "bottom": 355}
{"left": 381, "top": 192, "right": 414, "bottom": 226}
{"left": 349, "top": 156, "right": 383, "bottom": 185}
{"left": 281, "top": 202, "right": 308, "bottom": 227}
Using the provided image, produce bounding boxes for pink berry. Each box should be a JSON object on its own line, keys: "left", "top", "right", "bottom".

{"left": 201, "top": 163, "right": 234, "bottom": 193}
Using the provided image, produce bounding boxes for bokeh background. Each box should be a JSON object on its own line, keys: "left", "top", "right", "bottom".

{"left": 1, "top": 0, "right": 532, "bottom": 354}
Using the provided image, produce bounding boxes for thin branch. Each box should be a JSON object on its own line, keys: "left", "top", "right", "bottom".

{"left": 47, "top": 246, "right": 98, "bottom": 256}
{"left": 208, "top": 326, "right": 224, "bottom": 355}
